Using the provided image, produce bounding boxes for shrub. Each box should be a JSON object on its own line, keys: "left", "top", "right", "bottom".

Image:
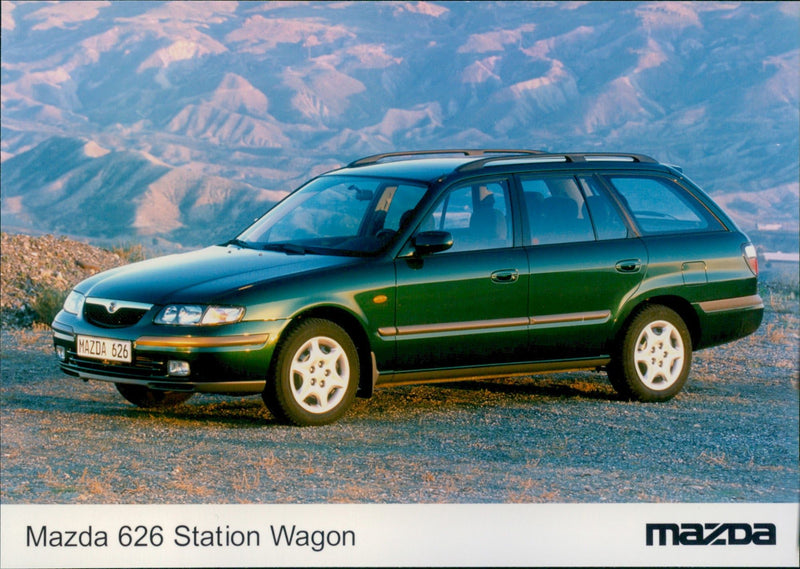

{"left": 111, "top": 242, "right": 147, "bottom": 263}
{"left": 30, "top": 287, "right": 68, "bottom": 325}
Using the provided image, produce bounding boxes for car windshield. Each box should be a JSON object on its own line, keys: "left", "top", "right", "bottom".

{"left": 234, "top": 175, "right": 430, "bottom": 256}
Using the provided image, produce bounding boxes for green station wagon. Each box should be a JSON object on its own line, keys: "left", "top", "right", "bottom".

{"left": 52, "top": 150, "right": 764, "bottom": 425}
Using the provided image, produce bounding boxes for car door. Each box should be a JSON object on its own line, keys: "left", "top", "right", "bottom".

{"left": 523, "top": 174, "right": 647, "bottom": 360}
{"left": 391, "top": 178, "right": 530, "bottom": 371}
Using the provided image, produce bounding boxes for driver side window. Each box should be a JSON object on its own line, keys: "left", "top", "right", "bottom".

{"left": 422, "top": 180, "right": 512, "bottom": 253}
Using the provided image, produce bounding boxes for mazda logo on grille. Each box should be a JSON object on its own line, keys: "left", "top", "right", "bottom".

{"left": 86, "top": 298, "right": 154, "bottom": 316}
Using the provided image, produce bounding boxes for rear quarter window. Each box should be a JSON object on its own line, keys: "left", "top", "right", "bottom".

{"left": 605, "top": 175, "right": 725, "bottom": 235}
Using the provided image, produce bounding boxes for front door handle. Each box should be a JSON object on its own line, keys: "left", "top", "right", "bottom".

{"left": 615, "top": 259, "right": 642, "bottom": 273}
{"left": 491, "top": 269, "right": 519, "bottom": 283}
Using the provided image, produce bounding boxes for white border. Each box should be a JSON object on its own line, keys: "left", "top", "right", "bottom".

{"left": 1, "top": 503, "right": 798, "bottom": 568}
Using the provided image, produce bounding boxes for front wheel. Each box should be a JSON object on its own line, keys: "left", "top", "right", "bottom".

{"left": 263, "top": 318, "right": 359, "bottom": 426}
{"left": 115, "top": 383, "right": 194, "bottom": 408}
{"left": 607, "top": 305, "right": 692, "bottom": 402}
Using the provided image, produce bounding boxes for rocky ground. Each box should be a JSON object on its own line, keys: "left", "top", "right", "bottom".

{"left": 1, "top": 232, "right": 128, "bottom": 327}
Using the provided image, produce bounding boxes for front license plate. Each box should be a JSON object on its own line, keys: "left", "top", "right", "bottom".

{"left": 77, "top": 335, "right": 132, "bottom": 363}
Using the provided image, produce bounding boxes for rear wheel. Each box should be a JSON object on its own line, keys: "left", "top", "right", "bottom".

{"left": 115, "top": 383, "right": 193, "bottom": 408}
{"left": 263, "top": 318, "right": 359, "bottom": 426}
{"left": 608, "top": 305, "right": 692, "bottom": 401}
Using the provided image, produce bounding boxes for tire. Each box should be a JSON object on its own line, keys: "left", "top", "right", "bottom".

{"left": 607, "top": 305, "right": 692, "bottom": 402}
{"left": 263, "top": 318, "right": 359, "bottom": 426}
{"left": 115, "top": 383, "right": 194, "bottom": 408}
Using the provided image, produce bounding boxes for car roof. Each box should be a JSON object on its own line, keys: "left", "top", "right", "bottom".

{"left": 327, "top": 150, "right": 666, "bottom": 185}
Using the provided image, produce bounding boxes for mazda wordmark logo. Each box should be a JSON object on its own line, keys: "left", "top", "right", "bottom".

{"left": 646, "top": 522, "right": 776, "bottom": 546}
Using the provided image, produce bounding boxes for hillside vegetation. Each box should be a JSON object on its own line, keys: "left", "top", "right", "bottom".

{"left": 0, "top": 232, "right": 129, "bottom": 327}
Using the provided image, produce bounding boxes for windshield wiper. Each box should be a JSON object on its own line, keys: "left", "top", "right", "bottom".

{"left": 223, "top": 238, "right": 253, "bottom": 249}
{"left": 262, "top": 243, "right": 309, "bottom": 255}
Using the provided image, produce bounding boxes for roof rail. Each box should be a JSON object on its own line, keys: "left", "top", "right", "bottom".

{"left": 456, "top": 152, "right": 658, "bottom": 172}
{"left": 347, "top": 149, "right": 543, "bottom": 168}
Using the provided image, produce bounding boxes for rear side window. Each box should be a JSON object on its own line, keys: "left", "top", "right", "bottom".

{"left": 605, "top": 176, "right": 724, "bottom": 235}
{"left": 578, "top": 176, "right": 629, "bottom": 240}
{"left": 521, "top": 176, "right": 594, "bottom": 245}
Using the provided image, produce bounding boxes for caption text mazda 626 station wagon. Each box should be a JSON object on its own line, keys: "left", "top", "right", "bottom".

{"left": 52, "top": 149, "right": 764, "bottom": 425}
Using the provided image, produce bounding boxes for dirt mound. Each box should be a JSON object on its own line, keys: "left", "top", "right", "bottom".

{"left": 1, "top": 232, "right": 126, "bottom": 327}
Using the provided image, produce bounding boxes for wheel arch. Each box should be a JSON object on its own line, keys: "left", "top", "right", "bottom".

{"left": 613, "top": 295, "right": 701, "bottom": 350}
{"left": 279, "top": 305, "right": 376, "bottom": 399}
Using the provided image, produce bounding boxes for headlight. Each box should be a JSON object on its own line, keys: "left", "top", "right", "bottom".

{"left": 155, "top": 304, "right": 244, "bottom": 326}
{"left": 202, "top": 306, "right": 246, "bottom": 325}
{"left": 63, "top": 290, "right": 85, "bottom": 315}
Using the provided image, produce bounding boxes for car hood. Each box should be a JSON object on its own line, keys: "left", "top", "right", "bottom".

{"left": 76, "top": 245, "right": 363, "bottom": 305}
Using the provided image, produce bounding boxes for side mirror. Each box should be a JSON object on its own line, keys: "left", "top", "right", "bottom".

{"left": 413, "top": 230, "right": 453, "bottom": 256}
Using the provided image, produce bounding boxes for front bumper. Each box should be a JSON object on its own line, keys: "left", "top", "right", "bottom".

{"left": 52, "top": 314, "right": 286, "bottom": 394}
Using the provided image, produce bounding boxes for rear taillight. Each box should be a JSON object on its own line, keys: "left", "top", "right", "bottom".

{"left": 742, "top": 243, "right": 758, "bottom": 276}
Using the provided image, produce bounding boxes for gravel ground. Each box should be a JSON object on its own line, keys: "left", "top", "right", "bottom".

{"left": 1, "top": 281, "right": 797, "bottom": 505}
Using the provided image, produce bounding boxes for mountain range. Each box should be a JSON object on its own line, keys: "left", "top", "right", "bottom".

{"left": 1, "top": 1, "right": 798, "bottom": 250}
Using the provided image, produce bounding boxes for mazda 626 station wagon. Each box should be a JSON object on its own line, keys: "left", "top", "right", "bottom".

{"left": 52, "top": 150, "right": 764, "bottom": 425}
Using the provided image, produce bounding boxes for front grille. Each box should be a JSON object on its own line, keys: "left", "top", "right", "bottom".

{"left": 84, "top": 299, "right": 151, "bottom": 328}
{"left": 63, "top": 349, "right": 167, "bottom": 379}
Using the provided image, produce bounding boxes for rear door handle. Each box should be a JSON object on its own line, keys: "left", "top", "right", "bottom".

{"left": 615, "top": 259, "right": 642, "bottom": 273}
{"left": 491, "top": 269, "right": 519, "bottom": 283}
